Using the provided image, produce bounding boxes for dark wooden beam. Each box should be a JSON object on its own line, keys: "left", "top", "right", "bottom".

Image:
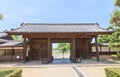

{"left": 23, "top": 33, "right": 96, "bottom": 39}
{"left": 7, "top": 31, "right": 113, "bottom": 35}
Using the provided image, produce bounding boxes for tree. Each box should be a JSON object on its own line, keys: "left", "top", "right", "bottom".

{"left": 98, "top": 34, "right": 114, "bottom": 43}
{"left": 11, "top": 35, "right": 22, "bottom": 41}
{"left": 55, "top": 43, "right": 70, "bottom": 59}
{"left": 109, "top": 0, "right": 120, "bottom": 56}
{"left": 97, "top": 0, "right": 120, "bottom": 58}
{"left": 56, "top": 43, "right": 70, "bottom": 51}
{"left": 0, "top": 14, "right": 3, "bottom": 20}
{"left": 98, "top": 26, "right": 114, "bottom": 43}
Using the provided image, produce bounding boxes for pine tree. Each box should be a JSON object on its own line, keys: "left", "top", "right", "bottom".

{"left": 110, "top": 0, "right": 120, "bottom": 56}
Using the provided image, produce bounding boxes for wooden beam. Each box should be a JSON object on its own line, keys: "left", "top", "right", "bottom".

{"left": 95, "top": 36, "right": 99, "bottom": 61}
{"left": 23, "top": 33, "right": 96, "bottom": 39}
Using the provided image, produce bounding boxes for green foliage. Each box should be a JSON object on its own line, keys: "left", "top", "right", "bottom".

{"left": 0, "top": 69, "right": 13, "bottom": 77}
{"left": 0, "top": 14, "right": 3, "bottom": 20}
{"left": 108, "top": 25, "right": 114, "bottom": 29}
{"left": 0, "top": 68, "right": 22, "bottom": 77}
{"left": 55, "top": 43, "right": 70, "bottom": 52}
{"left": 110, "top": 10, "right": 120, "bottom": 26}
{"left": 115, "top": 0, "right": 120, "bottom": 6}
{"left": 98, "top": 0, "right": 120, "bottom": 56}
{"left": 11, "top": 35, "right": 22, "bottom": 41}
{"left": 98, "top": 34, "right": 114, "bottom": 43}
{"left": 109, "top": 0, "right": 120, "bottom": 54}
{"left": 105, "top": 68, "right": 120, "bottom": 77}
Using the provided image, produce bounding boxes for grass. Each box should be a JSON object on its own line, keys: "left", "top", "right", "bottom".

{"left": 0, "top": 68, "right": 14, "bottom": 77}
{"left": 105, "top": 67, "right": 120, "bottom": 77}
{"left": 0, "top": 68, "right": 22, "bottom": 77}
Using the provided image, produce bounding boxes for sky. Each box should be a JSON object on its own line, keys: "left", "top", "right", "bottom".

{"left": 0, "top": 0, "right": 114, "bottom": 31}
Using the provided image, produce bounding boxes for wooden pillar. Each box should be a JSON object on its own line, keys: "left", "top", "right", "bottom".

{"left": 95, "top": 36, "right": 99, "bottom": 61}
{"left": 23, "top": 37, "right": 27, "bottom": 62}
{"left": 100, "top": 46, "right": 102, "bottom": 52}
{"left": 11, "top": 47, "right": 15, "bottom": 61}
{"left": 70, "top": 41, "right": 72, "bottom": 60}
{"left": 4, "top": 49, "right": 6, "bottom": 55}
{"left": 109, "top": 48, "right": 111, "bottom": 55}
{"left": 88, "top": 40, "right": 92, "bottom": 58}
{"left": 48, "top": 38, "right": 50, "bottom": 63}
{"left": 71, "top": 37, "right": 76, "bottom": 62}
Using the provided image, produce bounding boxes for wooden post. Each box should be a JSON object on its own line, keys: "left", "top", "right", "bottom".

{"left": 4, "top": 49, "right": 6, "bottom": 55}
{"left": 48, "top": 38, "right": 50, "bottom": 63}
{"left": 12, "top": 47, "right": 15, "bottom": 61}
{"left": 72, "top": 37, "right": 76, "bottom": 62}
{"left": 70, "top": 41, "right": 72, "bottom": 61}
{"left": 23, "top": 37, "right": 27, "bottom": 62}
{"left": 95, "top": 36, "right": 99, "bottom": 61}
{"left": 109, "top": 48, "right": 111, "bottom": 55}
{"left": 100, "top": 46, "right": 102, "bottom": 52}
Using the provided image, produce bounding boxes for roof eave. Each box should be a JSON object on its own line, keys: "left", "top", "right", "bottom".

{"left": 6, "top": 31, "right": 113, "bottom": 35}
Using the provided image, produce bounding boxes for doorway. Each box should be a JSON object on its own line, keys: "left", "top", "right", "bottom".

{"left": 52, "top": 43, "right": 71, "bottom": 64}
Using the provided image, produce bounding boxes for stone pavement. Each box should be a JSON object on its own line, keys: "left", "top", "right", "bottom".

{"left": 21, "top": 66, "right": 81, "bottom": 77}
{"left": 22, "top": 68, "right": 46, "bottom": 77}
{"left": 21, "top": 65, "right": 120, "bottom": 77}
{"left": 0, "top": 59, "right": 120, "bottom": 77}
{"left": 40, "top": 67, "right": 76, "bottom": 77}
{"left": 78, "top": 66, "right": 106, "bottom": 77}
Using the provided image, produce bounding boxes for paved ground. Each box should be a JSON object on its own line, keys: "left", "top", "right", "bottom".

{"left": 22, "top": 68, "right": 46, "bottom": 77}
{"left": 0, "top": 58, "right": 120, "bottom": 77}
{"left": 40, "top": 67, "right": 76, "bottom": 77}
{"left": 21, "top": 65, "right": 120, "bottom": 77}
{"left": 21, "top": 67, "right": 78, "bottom": 77}
{"left": 78, "top": 66, "right": 106, "bottom": 77}
{"left": 78, "top": 66, "right": 120, "bottom": 77}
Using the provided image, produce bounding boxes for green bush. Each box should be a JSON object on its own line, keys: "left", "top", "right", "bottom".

{"left": 105, "top": 68, "right": 120, "bottom": 77}
{"left": 0, "top": 68, "right": 22, "bottom": 77}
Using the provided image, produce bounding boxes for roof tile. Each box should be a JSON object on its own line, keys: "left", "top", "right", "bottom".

{"left": 9, "top": 23, "right": 110, "bottom": 33}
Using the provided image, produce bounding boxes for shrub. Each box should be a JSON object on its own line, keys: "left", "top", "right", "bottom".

{"left": 105, "top": 68, "right": 120, "bottom": 77}
{"left": 0, "top": 68, "right": 22, "bottom": 77}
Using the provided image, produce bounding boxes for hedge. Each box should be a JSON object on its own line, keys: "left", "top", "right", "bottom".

{"left": 0, "top": 68, "right": 22, "bottom": 77}
{"left": 105, "top": 68, "right": 120, "bottom": 77}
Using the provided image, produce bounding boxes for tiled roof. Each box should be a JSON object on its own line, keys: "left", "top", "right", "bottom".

{"left": 0, "top": 39, "right": 9, "bottom": 43}
{"left": 0, "top": 32, "right": 13, "bottom": 40}
{"left": 0, "top": 33, "right": 9, "bottom": 38}
{"left": 8, "top": 23, "right": 112, "bottom": 33}
{"left": 0, "top": 41, "right": 23, "bottom": 47}
{"left": 0, "top": 33, "right": 23, "bottom": 47}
